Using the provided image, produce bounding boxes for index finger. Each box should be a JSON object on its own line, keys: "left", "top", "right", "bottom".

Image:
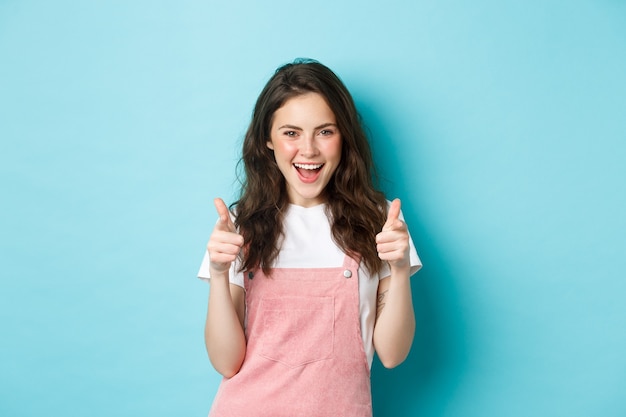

{"left": 213, "top": 198, "right": 232, "bottom": 225}
{"left": 386, "top": 198, "right": 401, "bottom": 224}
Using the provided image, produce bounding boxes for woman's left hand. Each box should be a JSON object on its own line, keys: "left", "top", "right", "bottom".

{"left": 376, "top": 198, "right": 410, "bottom": 271}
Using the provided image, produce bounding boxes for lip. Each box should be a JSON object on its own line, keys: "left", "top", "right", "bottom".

{"left": 293, "top": 163, "right": 323, "bottom": 184}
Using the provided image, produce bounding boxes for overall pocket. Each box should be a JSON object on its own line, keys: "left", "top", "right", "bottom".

{"left": 259, "top": 296, "right": 334, "bottom": 368}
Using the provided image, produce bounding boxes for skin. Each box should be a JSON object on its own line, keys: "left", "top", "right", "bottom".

{"left": 204, "top": 197, "right": 246, "bottom": 377}
{"left": 373, "top": 198, "right": 415, "bottom": 368}
{"left": 204, "top": 93, "right": 415, "bottom": 377}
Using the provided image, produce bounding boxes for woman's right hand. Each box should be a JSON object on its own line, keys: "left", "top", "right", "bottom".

{"left": 207, "top": 198, "right": 244, "bottom": 275}
{"left": 205, "top": 198, "right": 247, "bottom": 377}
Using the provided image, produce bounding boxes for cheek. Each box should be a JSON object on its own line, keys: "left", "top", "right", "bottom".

{"left": 326, "top": 140, "right": 343, "bottom": 162}
{"left": 274, "top": 142, "right": 299, "bottom": 158}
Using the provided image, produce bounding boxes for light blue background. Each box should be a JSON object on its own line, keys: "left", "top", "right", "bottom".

{"left": 1, "top": 1, "right": 625, "bottom": 416}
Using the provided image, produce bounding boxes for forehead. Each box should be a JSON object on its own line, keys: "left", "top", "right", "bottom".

{"left": 272, "top": 93, "right": 336, "bottom": 126}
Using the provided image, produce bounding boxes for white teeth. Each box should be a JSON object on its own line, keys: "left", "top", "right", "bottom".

{"left": 294, "top": 163, "right": 323, "bottom": 170}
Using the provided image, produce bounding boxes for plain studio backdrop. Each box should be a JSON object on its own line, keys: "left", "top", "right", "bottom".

{"left": 1, "top": 1, "right": 625, "bottom": 416}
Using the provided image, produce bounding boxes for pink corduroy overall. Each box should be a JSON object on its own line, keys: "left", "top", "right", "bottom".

{"left": 208, "top": 255, "right": 372, "bottom": 417}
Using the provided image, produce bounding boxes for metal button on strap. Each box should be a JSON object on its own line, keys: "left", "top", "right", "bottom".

{"left": 343, "top": 269, "right": 352, "bottom": 278}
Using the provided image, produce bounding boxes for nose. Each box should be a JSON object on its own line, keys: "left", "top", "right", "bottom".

{"left": 300, "top": 135, "right": 319, "bottom": 158}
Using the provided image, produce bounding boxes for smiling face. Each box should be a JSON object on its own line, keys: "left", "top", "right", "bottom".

{"left": 267, "top": 92, "right": 342, "bottom": 207}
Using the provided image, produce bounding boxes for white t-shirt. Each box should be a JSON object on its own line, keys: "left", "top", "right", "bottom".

{"left": 197, "top": 203, "right": 422, "bottom": 368}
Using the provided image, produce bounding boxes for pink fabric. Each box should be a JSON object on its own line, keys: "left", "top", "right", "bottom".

{"left": 208, "top": 255, "right": 372, "bottom": 417}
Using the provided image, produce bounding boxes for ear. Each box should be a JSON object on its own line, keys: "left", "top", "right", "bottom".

{"left": 266, "top": 140, "right": 274, "bottom": 150}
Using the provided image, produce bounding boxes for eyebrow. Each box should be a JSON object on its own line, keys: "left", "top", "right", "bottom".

{"left": 277, "top": 122, "right": 337, "bottom": 131}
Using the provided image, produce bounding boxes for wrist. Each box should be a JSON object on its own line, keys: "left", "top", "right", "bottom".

{"left": 209, "top": 265, "right": 231, "bottom": 282}
{"left": 388, "top": 262, "right": 410, "bottom": 278}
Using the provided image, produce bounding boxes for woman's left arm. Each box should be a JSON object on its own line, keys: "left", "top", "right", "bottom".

{"left": 372, "top": 199, "right": 416, "bottom": 368}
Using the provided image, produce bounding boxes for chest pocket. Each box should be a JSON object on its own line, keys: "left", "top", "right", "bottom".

{"left": 258, "top": 296, "right": 335, "bottom": 368}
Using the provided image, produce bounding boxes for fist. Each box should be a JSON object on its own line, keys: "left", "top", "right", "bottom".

{"left": 207, "top": 198, "right": 244, "bottom": 274}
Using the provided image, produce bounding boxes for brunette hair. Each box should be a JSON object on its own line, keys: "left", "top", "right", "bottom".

{"left": 234, "top": 59, "right": 387, "bottom": 276}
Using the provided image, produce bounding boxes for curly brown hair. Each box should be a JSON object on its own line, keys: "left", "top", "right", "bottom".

{"left": 234, "top": 59, "right": 387, "bottom": 276}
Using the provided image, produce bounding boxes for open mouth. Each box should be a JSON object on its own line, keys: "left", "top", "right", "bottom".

{"left": 294, "top": 163, "right": 324, "bottom": 181}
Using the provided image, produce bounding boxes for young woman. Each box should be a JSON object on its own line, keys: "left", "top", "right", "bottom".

{"left": 198, "top": 59, "right": 421, "bottom": 416}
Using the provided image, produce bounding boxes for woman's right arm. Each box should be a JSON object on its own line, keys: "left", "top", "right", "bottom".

{"left": 204, "top": 198, "right": 247, "bottom": 378}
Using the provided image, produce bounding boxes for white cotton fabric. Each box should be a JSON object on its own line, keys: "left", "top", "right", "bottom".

{"left": 197, "top": 202, "right": 422, "bottom": 368}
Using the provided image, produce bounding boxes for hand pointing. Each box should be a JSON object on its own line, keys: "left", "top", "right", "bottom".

{"left": 214, "top": 198, "right": 237, "bottom": 233}
{"left": 207, "top": 198, "right": 244, "bottom": 274}
{"left": 376, "top": 199, "right": 410, "bottom": 270}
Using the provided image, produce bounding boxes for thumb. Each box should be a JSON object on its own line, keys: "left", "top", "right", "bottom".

{"left": 214, "top": 198, "right": 235, "bottom": 232}
{"left": 383, "top": 198, "right": 401, "bottom": 231}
